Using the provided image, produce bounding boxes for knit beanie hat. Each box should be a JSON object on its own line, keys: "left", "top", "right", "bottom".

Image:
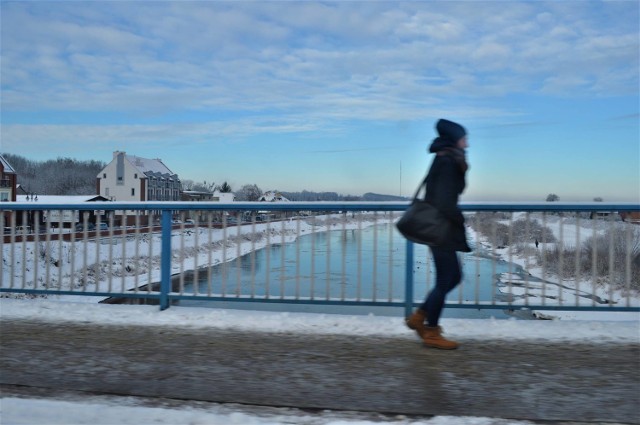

{"left": 436, "top": 119, "right": 467, "bottom": 144}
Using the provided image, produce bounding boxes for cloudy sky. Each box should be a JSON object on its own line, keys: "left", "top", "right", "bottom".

{"left": 1, "top": 1, "right": 638, "bottom": 201}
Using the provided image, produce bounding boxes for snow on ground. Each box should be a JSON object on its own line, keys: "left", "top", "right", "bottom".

{"left": 2, "top": 299, "right": 639, "bottom": 344}
{"left": 466, "top": 213, "right": 640, "bottom": 320}
{"left": 1, "top": 396, "right": 540, "bottom": 425}
{"left": 2, "top": 298, "right": 638, "bottom": 425}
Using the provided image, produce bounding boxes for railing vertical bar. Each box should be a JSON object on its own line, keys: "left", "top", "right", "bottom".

{"left": 69, "top": 211, "right": 76, "bottom": 291}
{"left": 341, "top": 212, "right": 347, "bottom": 302}
{"left": 541, "top": 212, "right": 547, "bottom": 306}
{"left": 326, "top": 213, "right": 332, "bottom": 301}
{"left": 625, "top": 223, "right": 631, "bottom": 307}
{"left": 524, "top": 213, "right": 530, "bottom": 306}
{"left": 608, "top": 213, "right": 615, "bottom": 306}
{"left": 193, "top": 213, "right": 199, "bottom": 296}
{"left": 207, "top": 213, "right": 213, "bottom": 297}
{"left": 222, "top": 214, "right": 228, "bottom": 297}
{"left": 95, "top": 213, "right": 101, "bottom": 289}
{"left": 280, "top": 216, "right": 285, "bottom": 299}
{"left": 236, "top": 212, "right": 242, "bottom": 298}
{"left": 507, "top": 212, "right": 513, "bottom": 307}
{"left": 101, "top": 214, "right": 112, "bottom": 292}
{"left": 205, "top": 211, "right": 213, "bottom": 297}
{"left": 265, "top": 214, "right": 271, "bottom": 299}
{"left": 146, "top": 214, "right": 152, "bottom": 294}
{"left": 295, "top": 216, "right": 300, "bottom": 300}
{"left": 134, "top": 211, "right": 141, "bottom": 294}
{"left": 9, "top": 211, "right": 16, "bottom": 289}
{"left": 404, "top": 240, "right": 414, "bottom": 318}
{"left": 474, "top": 212, "right": 480, "bottom": 304}
{"left": 80, "top": 213, "right": 86, "bottom": 292}
{"left": 251, "top": 215, "right": 256, "bottom": 298}
{"left": 94, "top": 214, "right": 101, "bottom": 292}
{"left": 160, "top": 210, "right": 172, "bottom": 310}
{"left": 457, "top": 251, "right": 464, "bottom": 304}
{"left": 58, "top": 210, "right": 65, "bottom": 290}
{"left": 20, "top": 211, "right": 27, "bottom": 290}
{"left": 558, "top": 214, "right": 564, "bottom": 306}
{"left": 310, "top": 215, "right": 315, "bottom": 300}
{"left": 179, "top": 214, "right": 185, "bottom": 296}
{"left": 490, "top": 215, "right": 497, "bottom": 305}
{"left": 107, "top": 213, "right": 115, "bottom": 293}
{"left": 33, "top": 212, "right": 40, "bottom": 289}
{"left": 591, "top": 216, "right": 597, "bottom": 307}
{"left": 575, "top": 215, "right": 581, "bottom": 306}
{"left": 356, "top": 213, "right": 362, "bottom": 302}
{"left": 57, "top": 210, "right": 64, "bottom": 292}
{"left": 117, "top": 214, "right": 125, "bottom": 292}
{"left": 388, "top": 213, "right": 393, "bottom": 303}
{"left": 372, "top": 212, "right": 378, "bottom": 302}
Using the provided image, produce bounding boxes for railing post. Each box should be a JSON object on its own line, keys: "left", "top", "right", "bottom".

{"left": 404, "top": 240, "right": 414, "bottom": 318}
{"left": 160, "top": 210, "right": 172, "bottom": 310}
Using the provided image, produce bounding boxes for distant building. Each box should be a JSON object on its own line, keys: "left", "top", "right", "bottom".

{"left": 0, "top": 155, "right": 17, "bottom": 202}
{"left": 96, "top": 151, "right": 181, "bottom": 225}
{"left": 97, "top": 151, "right": 181, "bottom": 202}
{"left": 259, "top": 191, "right": 289, "bottom": 202}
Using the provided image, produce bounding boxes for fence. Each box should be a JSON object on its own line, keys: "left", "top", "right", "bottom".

{"left": 1, "top": 202, "right": 639, "bottom": 317}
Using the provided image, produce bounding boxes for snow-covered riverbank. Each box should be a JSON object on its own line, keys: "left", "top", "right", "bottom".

{"left": 467, "top": 213, "right": 640, "bottom": 320}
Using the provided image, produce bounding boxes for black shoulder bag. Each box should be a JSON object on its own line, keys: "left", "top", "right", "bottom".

{"left": 395, "top": 175, "right": 451, "bottom": 247}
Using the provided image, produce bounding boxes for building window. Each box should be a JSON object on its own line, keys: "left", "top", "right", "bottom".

{"left": 134, "top": 174, "right": 138, "bottom": 179}
{"left": 131, "top": 188, "right": 135, "bottom": 196}
{"left": 0, "top": 193, "right": 8, "bottom": 201}
{"left": 103, "top": 173, "right": 106, "bottom": 178}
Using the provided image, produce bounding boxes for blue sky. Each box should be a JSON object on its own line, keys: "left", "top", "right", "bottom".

{"left": 1, "top": 1, "right": 638, "bottom": 202}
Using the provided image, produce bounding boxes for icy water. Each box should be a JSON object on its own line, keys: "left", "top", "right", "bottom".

{"left": 180, "top": 223, "right": 521, "bottom": 319}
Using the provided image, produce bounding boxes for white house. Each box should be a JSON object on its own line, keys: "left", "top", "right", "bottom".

{"left": 97, "top": 151, "right": 181, "bottom": 202}
{"left": 259, "top": 191, "right": 289, "bottom": 202}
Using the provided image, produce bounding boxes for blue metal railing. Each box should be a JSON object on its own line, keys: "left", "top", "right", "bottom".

{"left": 2, "top": 201, "right": 639, "bottom": 317}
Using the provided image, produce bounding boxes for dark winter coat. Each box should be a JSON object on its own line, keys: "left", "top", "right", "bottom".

{"left": 424, "top": 139, "right": 472, "bottom": 252}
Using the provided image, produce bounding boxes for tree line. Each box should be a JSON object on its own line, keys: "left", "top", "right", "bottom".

{"left": 4, "top": 153, "right": 105, "bottom": 196}
{"left": 4, "top": 153, "right": 401, "bottom": 201}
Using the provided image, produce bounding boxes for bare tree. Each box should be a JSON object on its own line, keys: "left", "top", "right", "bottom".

{"left": 546, "top": 193, "right": 560, "bottom": 202}
{"left": 217, "top": 181, "right": 232, "bottom": 193}
{"left": 235, "top": 184, "right": 262, "bottom": 201}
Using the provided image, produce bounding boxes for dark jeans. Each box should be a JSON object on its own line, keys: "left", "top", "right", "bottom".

{"left": 419, "top": 246, "right": 462, "bottom": 327}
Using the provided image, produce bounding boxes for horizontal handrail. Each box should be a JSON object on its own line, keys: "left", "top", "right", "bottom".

{"left": 3, "top": 201, "right": 639, "bottom": 212}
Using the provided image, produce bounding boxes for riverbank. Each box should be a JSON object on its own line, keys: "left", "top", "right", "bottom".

{"left": 465, "top": 214, "right": 640, "bottom": 320}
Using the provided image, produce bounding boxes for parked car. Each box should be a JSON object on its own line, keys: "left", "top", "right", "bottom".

{"left": 185, "top": 219, "right": 195, "bottom": 225}
{"left": 75, "top": 223, "right": 95, "bottom": 231}
{"left": 97, "top": 222, "right": 108, "bottom": 231}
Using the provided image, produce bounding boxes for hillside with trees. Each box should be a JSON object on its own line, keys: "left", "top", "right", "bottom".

{"left": 3, "top": 153, "right": 105, "bottom": 196}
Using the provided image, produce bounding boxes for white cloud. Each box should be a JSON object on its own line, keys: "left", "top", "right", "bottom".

{"left": 1, "top": 1, "right": 638, "bottom": 130}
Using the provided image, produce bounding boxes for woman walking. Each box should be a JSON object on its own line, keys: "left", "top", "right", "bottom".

{"left": 406, "top": 118, "right": 471, "bottom": 350}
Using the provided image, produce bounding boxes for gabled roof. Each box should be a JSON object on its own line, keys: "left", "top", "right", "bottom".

{"left": 0, "top": 155, "right": 16, "bottom": 173}
{"left": 260, "top": 191, "right": 289, "bottom": 202}
{"left": 126, "top": 155, "right": 175, "bottom": 177}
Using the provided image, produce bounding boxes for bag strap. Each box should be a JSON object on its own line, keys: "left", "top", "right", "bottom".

{"left": 410, "top": 173, "right": 429, "bottom": 202}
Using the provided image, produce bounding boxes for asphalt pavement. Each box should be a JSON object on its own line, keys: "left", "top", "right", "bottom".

{"left": 1, "top": 319, "right": 639, "bottom": 424}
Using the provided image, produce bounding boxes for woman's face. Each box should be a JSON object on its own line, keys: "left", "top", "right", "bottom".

{"left": 457, "top": 136, "right": 469, "bottom": 150}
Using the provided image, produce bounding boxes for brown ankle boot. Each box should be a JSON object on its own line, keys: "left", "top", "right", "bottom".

{"left": 405, "top": 309, "right": 427, "bottom": 338}
{"left": 423, "top": 326, "right": 459, "bottom": 350}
